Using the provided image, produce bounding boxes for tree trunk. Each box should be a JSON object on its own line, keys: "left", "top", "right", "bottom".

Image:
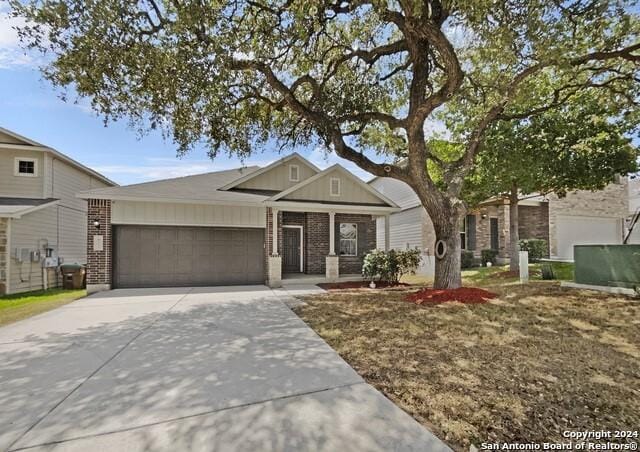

{"left": 432, "top": 212, "right": 463, "bottom": 289}
{"left": 508, "top": 183, "right": 520, "bottom": 273}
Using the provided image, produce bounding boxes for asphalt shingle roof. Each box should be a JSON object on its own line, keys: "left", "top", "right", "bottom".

{"left": 78, "top": 166, "right": 266, "bottom": 204}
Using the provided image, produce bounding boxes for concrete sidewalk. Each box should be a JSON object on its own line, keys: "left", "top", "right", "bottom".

{"left": 0, "top": 286, "right": 450, "bottom": 452}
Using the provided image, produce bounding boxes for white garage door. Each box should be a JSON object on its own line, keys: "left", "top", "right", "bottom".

{"left": 555, "top": 216, "right": 622, "bottom": 260}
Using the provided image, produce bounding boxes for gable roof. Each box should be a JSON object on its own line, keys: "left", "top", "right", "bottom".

{"left": 79, "top": 153, "right": 399, "bottom": 212}
{"left": 220, "top": 152, "right": 320, "bottom": 191}
{"left": 268, "top": 164, "right": 398, "bottom": 207}
{"left": 0, "top": 126, "right": 117, "bottom": 187}
{"left": 78, "top": 166, "right": 267, "bottom": 205}
{"left": 0, "top": 197, "right": 60, "bottom": 218}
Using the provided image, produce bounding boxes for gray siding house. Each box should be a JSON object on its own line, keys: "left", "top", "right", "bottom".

{"left": 0, "top": 127, "right": 115, "bottom": 294}
{"left": 369, "top": 176, "right": 628, "bottom": 275}
{"left": 78, "top": 153, "right": 398, "bottom": 293}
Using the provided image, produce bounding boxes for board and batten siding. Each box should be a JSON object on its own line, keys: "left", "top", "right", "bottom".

{"left": 48, "top": 157, "right": 110, "bottom": 209}
{"left": 9, "top": 206, "right": 58, "bottom": 293}
{"left": 283, "top": 171, "right": 385, "bottom": 205}
{"left": 369, "top": 177, "right": 420, "bottom": 210}
{"left": 111, "top": 200, "right": 267, "bottom": 228}
{"left": 6, "top": 154, "right": 111, "bottom": 293}
{"left": 0, "top": 148, "right": 45, "bottom": 198}
{"left": 236, "top": 158, "right": 317, "bottom": 191}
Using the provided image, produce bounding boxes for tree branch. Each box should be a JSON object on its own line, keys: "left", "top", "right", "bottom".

{"left": 229, "top": 57, "right": 406, "bottom": 180}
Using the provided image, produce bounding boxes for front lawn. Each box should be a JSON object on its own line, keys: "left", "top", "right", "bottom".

{"left": 0, "top": 288, "right": 86, "bottom": 326}
{"left": 295, "top": 278, "right": 639, "bottom": 451}
{"left": 403, "top": 262, "right": 574, "bottom": 286}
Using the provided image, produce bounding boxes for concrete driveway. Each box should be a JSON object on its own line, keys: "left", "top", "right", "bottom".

{"left": 0, "top": 286, "right": 450, "bottom": 452}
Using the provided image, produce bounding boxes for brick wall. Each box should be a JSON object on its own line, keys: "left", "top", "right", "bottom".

{"left": 268, "top": 210, "right": 376, "bottom": 275}
{"left": 547, "top": 182, "right": 628, "bottom": 256}
{"left": 335, "top": 213, "right": 376, "bottom": 275}
{"left": 473, "top": 204, "right": 549, "bottom": 258}
{"left": 0, "top": 218, "right": 7, "bottom": 295}
{"left": 519, "top": 204, "right": 549, "bottom": 256}
{"left": 472, "top": 205, "right": 509, "bottom": 256}
{"left": 306, "top": 212, "right": 329, "bottom": 274}
{"left": 86, "top": 199, "right": 112, "bottom": 286}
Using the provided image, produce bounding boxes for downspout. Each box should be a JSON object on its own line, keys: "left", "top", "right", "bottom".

{"left": 6, "top": 218, "right": 11, "bottom": 295}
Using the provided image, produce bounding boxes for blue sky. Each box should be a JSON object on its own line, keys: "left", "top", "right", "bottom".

{"left": 0, "top": 5, "right": 373, "bottom": 185}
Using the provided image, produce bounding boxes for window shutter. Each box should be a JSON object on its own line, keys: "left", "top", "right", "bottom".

{"left": 357, "top": 223, "right": 367, "bottom": 256}
{"left": 335, "top": 221, "right": 340, "bottom": 255}
{"left": 466, "top": 214, "right": 477, "bottom": 251}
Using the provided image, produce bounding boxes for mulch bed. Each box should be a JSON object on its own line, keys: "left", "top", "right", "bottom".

{"left": 406, "top": 287, "right": 497, "bottom": 305}
{"left": 318, "top": 281, "right": 409, "bottom": 290}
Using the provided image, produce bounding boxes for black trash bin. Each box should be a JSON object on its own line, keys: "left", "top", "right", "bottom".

{"left": 60, "top": 264, "right": 86, "bottom": 290}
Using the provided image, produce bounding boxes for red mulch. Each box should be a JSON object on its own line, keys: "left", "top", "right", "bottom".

{"left": 318, "top": 281, "right": 409, "bottom": 290}
{"left": 406, "top": 287, "right": 497, "bottom": 305}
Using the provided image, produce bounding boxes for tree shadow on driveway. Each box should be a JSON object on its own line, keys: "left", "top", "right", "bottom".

{"left": 0, "top": 290, "right": 449, "bottom": 452}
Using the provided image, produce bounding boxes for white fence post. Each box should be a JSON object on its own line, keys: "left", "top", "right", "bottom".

{"left": 519, "top": 251, "right": 529, "bottom": 284}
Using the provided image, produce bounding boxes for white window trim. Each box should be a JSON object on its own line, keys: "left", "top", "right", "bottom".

{"left": 460, "top": 216, "right": 467, "bottom": 250}
{"left": 339, "top": 223, "right": 357, "bottom": 256}
{"left": 14, "top": 157, "right": 38, "bottom": 177}
{"left": 330, "top": 177, "right": 341, "bottom": 197}
{"left": 289, "top": 164, "right": 300, "bottom": 182}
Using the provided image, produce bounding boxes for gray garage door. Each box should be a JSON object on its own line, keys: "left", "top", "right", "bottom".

{"left": 113, "top": 226, "right": 265, "bottom": 288}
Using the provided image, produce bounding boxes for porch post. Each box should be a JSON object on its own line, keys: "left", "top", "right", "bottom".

{"left": 384, "top": 215, "right": 390, "bottom": 251}
{"left": 267, "top": 208, "right": 282, "bottom": 288}
{"left": 272, "top": 208, "right": 279, "bottom": 255}
{"left": 326, "top": 211, "right": 339, "bottom": 282}
{"left": 329, "top": 212, "right": 336, "bottom": 255}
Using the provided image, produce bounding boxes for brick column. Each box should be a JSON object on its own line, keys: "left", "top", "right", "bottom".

{"left": 86, "top": 199, "right": 112, "bottom": 293}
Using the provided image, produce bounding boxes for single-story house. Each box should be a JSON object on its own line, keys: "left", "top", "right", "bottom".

{"left": 368, "top": 176, "right": 629, "bottom": 274}
{"left": 78, "top": 153, "right": 399, "bottom": 293}
{"left": 0, "top": 127, "right": 116, "bottom": 295}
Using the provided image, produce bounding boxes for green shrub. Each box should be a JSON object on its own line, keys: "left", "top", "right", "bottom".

{"left": 481, "top": 249, "right": 499, "bottom": 266}
{"left": 362, "top": 249, "right": 386, "bottom": 282}
{"left": 362, "top": 249, "right": 421, "bottom": 284}
{"left": 519, "top": 239, "right": 548, "bottom": 262}
{"left": 461, "top": 250, "right": 475, "bottom": 269}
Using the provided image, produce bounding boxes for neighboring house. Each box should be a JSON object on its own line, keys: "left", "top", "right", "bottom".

{"left": 0, "top": 127, "right": 115, "bottom": 295}
{"left": 78, "top": 153, "right": 398, "bottom": 293}
{"left": 369, "top": 177, "right": 628, "bottom": 274}
{"left": 627, "top": 176, "right": 640, "bottom": 244}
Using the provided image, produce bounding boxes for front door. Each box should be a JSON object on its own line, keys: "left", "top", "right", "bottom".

{"left": 283, "top": 227, "right": 302, "bottom": 273}
{"left": 490, "top": 218, "right": 499, "bottom": 251}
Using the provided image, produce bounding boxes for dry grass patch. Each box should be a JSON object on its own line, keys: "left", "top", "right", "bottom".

{"left": 295, "top": 282, "right": 640, "bottom": 451}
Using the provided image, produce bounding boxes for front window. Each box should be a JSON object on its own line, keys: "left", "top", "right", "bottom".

{"left": 460, "top": 217, "right": 467, "bottom": 250}
{"left": 330, "top": 177, "right": 341, "bottom": 196}
{"left": 289, "top": 164, "right": 299, "bottom": 182}
{"left": 339, "top": 223, "right": 357, "bottom": 256}
{"left": 15, "top": 158, "right": 37, "bottom": 177}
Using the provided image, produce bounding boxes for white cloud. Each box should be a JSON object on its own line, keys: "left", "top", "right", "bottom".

{"left": 0, "top": 4, "right": 41, "bottom": 69}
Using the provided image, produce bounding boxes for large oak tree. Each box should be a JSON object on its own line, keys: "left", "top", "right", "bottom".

{"left": 11, "top": 0, "right": 640, "bottom": 288}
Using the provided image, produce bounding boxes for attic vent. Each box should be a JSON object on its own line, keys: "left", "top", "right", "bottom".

{"left": 330, "top": 177, "right": 341, "bottom": 196}
{"left": 289, "top": 164, "right": 300, "bottom": 182}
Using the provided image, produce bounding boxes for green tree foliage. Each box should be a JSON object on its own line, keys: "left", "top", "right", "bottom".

{"left": 463, "top": 91, "right": 638, "bottom": 270}
{"left": 465, "top": 92, "right": 639, "bottom": 207}
{"left": 10, "top": 0, "right": 640, "bottom": 287}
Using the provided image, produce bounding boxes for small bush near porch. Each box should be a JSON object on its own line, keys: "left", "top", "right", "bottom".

{"left": 295, "top": 274, "right": 639, "bottom": 451}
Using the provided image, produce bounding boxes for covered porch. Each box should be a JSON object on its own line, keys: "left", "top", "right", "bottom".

{"left": 265, "top": 204, "right": 393, "bottom": 288}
